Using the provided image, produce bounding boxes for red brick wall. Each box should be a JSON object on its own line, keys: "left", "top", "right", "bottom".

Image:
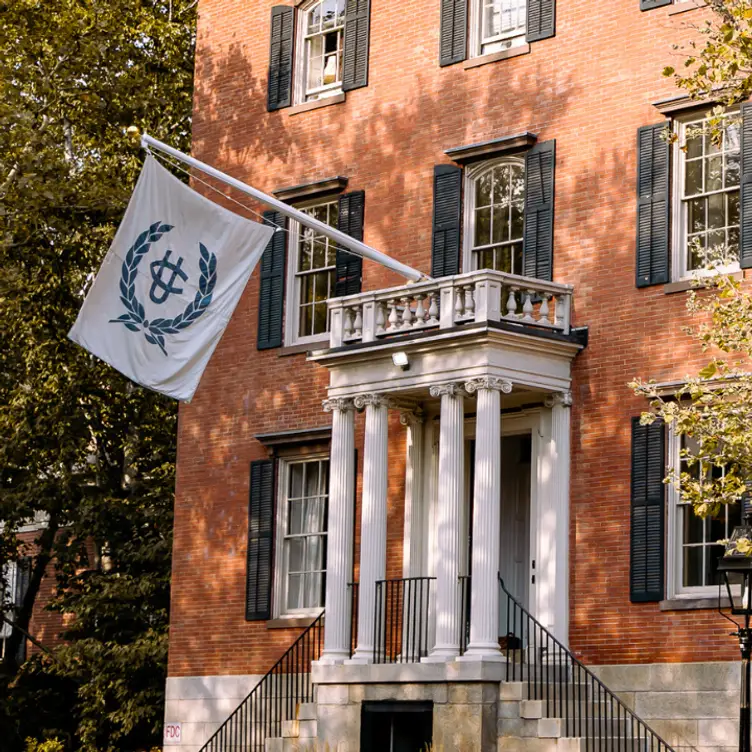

{"left": 169, "top": 0, "right": 739, "bottom": 677}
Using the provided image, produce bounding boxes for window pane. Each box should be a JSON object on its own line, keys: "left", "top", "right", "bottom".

{"left": 289, "top": 499, "right": 304, "bottom": 535}
{"left": 476, "top": 249, "right": 494, "bottom": 270}
{"left": 683, "top": 546, "right": 703, "bottom": 587}
{"left": 288, "top": 538, "right": 305, "bottom": 573}
{"left": 495, "top": 244, "right": 512, "bottom": 273}
{"left": 688, "top": 198, "right": 706, "bottom": 233}
{"left": 726, "top": 153, "right": 741, "bottom": 188}
{"left": 686, "top": 134, "right": 702, "bottom": 160}
{"left": 308, "top": 535, "right": 325, "bottom": 569}
{"left": 511, "top": 242, "right": 523, "bottom": 275}
{"left": 511, "top": 202, "right": 524, "bottom": 240}
{"left": 729, "top": 191, "right": 740, "bottom": 227}
{"left": 311, "top": 236, "right": 327, "bottom": 269}
{"left": 707, "top": 192, "right": 725, "bottom": 231}
{"left": 305, "top": 573, "right": 323, "bottom": 608}
{"left": 322, "top": 0, "right": 338, "bottom": 29}
{"left": 492, "top": 205, "right": 509, "bottom": 244}
{"left": 476, "top": 172, "right": 492, "bottom": 208}
{"left": 475, "top": 207, "right": 491, "bottom": 247}
{"left": 299, "top": 230, "right": 314, "bottom": 272}
{"left": 683, "top": 505, "right": 705, "bottom": 544}
{"left": 305, "top": 464, "right": 319, "bottom": 501}
{"left": 319, "top": 462, "right": 329, "bottom": 495}
{"left": 287, "top": 574, "right": 303, "bottom": 611}
{"left": 312, "top": 303, "right": 328, "bottom": 335}
{"left": 685, "top": 160, "right": 702, "bottom": 196}
{"left": 313, "top": 271, "right": 330, "bottom": 302}
{"left": 308, "top": 2, "right": 321, "bottom": 32}
{"left": 705, "top": 545, "right": 724, "bottom": 586}
{"left": 299, "top": 304, "right": 313, "bottom": 338}
{"left": 290, "top": 464, "right": 304, "bottom": 499}
{"left": 705, "top": 155, "right": 723, "bottom": 192}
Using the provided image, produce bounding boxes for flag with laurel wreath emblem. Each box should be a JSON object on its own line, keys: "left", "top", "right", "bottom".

{"left": 69, "top": 154, "right": 274, "bottom": 401}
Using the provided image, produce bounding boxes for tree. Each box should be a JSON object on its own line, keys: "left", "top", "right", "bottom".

{"left": 0, "top": 1, "right": 196, "bottom": 749}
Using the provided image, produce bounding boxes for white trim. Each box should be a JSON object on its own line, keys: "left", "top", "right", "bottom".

{"left": 468, "top": 0, "right": 527, "bottom": 59}
{"left": 272, "top": 454, "right": 330, "bottom": 619}
{"left": 284, "top": 197, "right": 340, "bottom": 347}
{"left": 462, "top": 156, "right": 526, "bottom": 275}
{"left": 670, "top": 109, "right": 741, "bottom": 282}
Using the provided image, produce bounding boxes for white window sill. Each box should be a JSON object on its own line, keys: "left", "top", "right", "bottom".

{"left": 289, "top": 92, "right": 345, "bottom": 116}
{"left": 660, "top": 594, "right": 730, "bottom": 611}
{"left": 267, "top": 614, "right": 321, "bottom": 629}
{"left": 664, "top": 269, "right": 744, "bottom": 294}
{"left": 668, "top": 0, "right": 707, "bottom": 16}
{"left": 283, "top": 334, "right": 330, "bottom": 353}
{"left": 463, "top": 43, "right": 530, "bottom": 70}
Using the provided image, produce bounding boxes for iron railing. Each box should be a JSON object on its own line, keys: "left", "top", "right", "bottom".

{"left": 373, "top": 576, "right": 435, "bottom": 663}
{"left": 349, "top": 582, "right": 359, "bottom": 656}
{"left": 200, "top": 612, "right": 324, "bottom": 752}
{"left": 500, "top": 577, "right": 675, "bottom": 752}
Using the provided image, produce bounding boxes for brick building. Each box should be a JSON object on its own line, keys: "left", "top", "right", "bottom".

{"left": 165, "top": 0, "right": 750, "bottom": 749}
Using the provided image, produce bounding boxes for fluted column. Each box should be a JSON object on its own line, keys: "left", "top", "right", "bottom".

{"left": 349, "top": 393, "right": 389, "bottom": 664}
{"left": 401, "top": 408, "right": 425, "bottom": 578}
{"left": 460, "top": 377, "right": 513, "bottom": 662}
{"left": 424, "top": 382, "right": 465, "bottom": 662}
{"left": 318, "top": 397, "right": 356, "bottom": 665}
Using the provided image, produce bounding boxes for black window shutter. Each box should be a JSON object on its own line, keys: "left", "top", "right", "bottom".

{"left": 335, "top": 191, "right": 365, "bottom": 297}
{"left": 267, "top": 5, "right": 294, "bottom": 112}
{"left": 526, "top": 0, "right": 555, "bottom": 42}
{"left": 640, "top": 0, "right": 671, "bottom": 10}
{"left": 630, "top": 417, "right": 666, "bottom": 603}
{"left": 257, "top": 211, "right": 286, "bottom": 350}
{"left": 636, "top": 124, "right": 669, "bottom": 287}
{"left": 343, "top": 0, "right": 371, "bottom": 91}
{"left": 246, "top": 460, "right": 275, "bottom": 621}
{"left": 523, "top": 140, "right": 555, "bottom": 280}
{"left": 439, "top": 0, "right": 467, "bottom": 67}
{"left": 740, "top": 103, "right": 752, "bottom": 269}
{"left": 13, "top": 558, "right": 30, "bottom": 663}
{"left": 431, "top": 165, "right": 463, "bottom": 277}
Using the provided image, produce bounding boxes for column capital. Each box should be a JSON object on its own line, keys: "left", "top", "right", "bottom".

{"left": 545, "top": 391, "right": 573, "bottom": 408}
{"left": 464, "top": 377, "right": 513, "bottom": 395}
{"left": 429, "top": 382, "right": 466, "bottom": 399}
{"left": 323, "top": 397, "right": 356, "bottom": 413}
{"left": 353, "top": 393, "right": 390, "bottom": 410}
{"left": 399, "top": 405, "right": 424, "bottom": 427}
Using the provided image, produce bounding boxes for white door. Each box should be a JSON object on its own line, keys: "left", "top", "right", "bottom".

{"left": 498, "top": 434, "right": 531, "bottom": 637}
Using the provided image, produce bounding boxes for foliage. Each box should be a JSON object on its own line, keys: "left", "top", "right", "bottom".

{"left": 663, "top": 0, "right": 752, "bottom": 137}
{"left": 0, "top": 0, "right": 196, "bottom": 749}
{"left": 25, "top": 739, "right": 65, "bottom": 752}
{"left": 631, "top": 269, "right": 752, "bottom": 519}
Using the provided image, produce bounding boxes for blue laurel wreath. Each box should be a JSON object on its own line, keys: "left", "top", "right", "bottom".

{"left": 109, "top": 221, "right": 218, "bottom": 356}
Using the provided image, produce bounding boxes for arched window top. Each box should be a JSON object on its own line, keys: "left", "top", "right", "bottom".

{"left": 466, "top": 157, "right": 526, "bottom": 274}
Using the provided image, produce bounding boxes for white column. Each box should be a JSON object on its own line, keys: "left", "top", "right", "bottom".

{"left": 402, "top": 409, "right": 425, "bottom": 578}
{"left": 459, "top": 377, "right": 513, "bottom": 662}
{"left": 544, "top": 391, "right": 572, "bottom": 644}
{"left": 318, "top": 398, "right": 356, "bottom": 665}
{"left": 349, "top": 394, "right": 389, "bottom": 664}
{"left": 424, "top": 382, "right": 465, "bottom": 662}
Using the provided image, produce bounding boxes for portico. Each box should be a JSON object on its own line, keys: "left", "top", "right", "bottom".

{"left": 309, "top": 268, "right": 582, "bottom": 670}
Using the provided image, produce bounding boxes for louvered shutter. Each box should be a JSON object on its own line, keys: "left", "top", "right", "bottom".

{"left": 523, "top": 141, "right": 555, "bottom": 280}
{"left": 740, "top": 103, "right": 752, "bottom": 269}
{"left": 335, "top": 191, "right": 365, "bottom": 297}
{"left": 440, "top": 0, "right": 467, "bottom": 67}
{"left": 343, "top": 0, "right": 371, "bottom": 91}
{"left": 526, "top": 0, "right": 555, "bottom": 42}
{"left": 640, "top": 0, "right": 671, "bottom": 10}
{"left": 246, "top": 460, "right": 275, "bottom": 620}
{"left": 431, "top": 165, "right": 463, "bottom": 277}
{"left": 630, "top": 418, "right": 666, "bottom": 603}
{"left": 636, "top": 124, "right": 669, "bottom": 287}
{"left": 267, "top": 6, "right": 294, "bottom": 112}
{"left": 0, "top": 561, "right": 17, "bottom": 639}
{"left": 13, "top": 558, "right": 30, "bottom": 662}
{"left": 257, "top": 211, "right": 286, "bottom": 350}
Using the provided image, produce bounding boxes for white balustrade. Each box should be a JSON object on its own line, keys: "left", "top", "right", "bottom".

{"left": 328, "top": 270, "right": 574, "bottom": 348}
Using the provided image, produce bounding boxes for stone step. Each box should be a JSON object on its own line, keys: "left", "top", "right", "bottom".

{"left": 297, "top": 703, "right": 317, "bottom": 721}
{"left": 497, "top": 736, "right": 583, "bottom": 752}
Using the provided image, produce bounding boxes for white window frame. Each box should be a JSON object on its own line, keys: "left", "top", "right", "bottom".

{"left": 666, "top": 425, "right": 741, "bottom": 600}
{"left": 284, "top": 197, "right": 340, "bottom": 347}
{"left": 462, "top": 155, "right": 526, "bottom": 274}
{"left": 272, "top": 455, "right": 329, "bottom": 619}
{"left": 468, "top": 0, "right": 527, "bottom": 59}
{"left": 0, "top": 561, "right": 17, "bottom": 640}
{"left": 293, "top": 0, "right": 346, "bottom": 105}
{"left": 671, "top": 109, "right": 741, "bottom": 282}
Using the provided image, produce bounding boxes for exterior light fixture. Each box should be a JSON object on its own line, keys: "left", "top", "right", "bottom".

{"left": 718, "top": 493, "right": 752, "bottom": 752}
{"left": 391, "top": 351, "right": 409, "bottom": 371}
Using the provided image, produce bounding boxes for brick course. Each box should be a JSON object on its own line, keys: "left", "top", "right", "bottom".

{"left": 169, "top": 0, "right": 739, "bottom": 680}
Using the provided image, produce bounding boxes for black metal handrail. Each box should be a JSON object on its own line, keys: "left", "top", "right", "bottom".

{"left": 500, "top": 576, "right": 675, "bottom": 752}
{"left": 349, "top": 582, "right": 359, "bottom": 657}
{"left": 459, "top": 574, "right": 471, "bottom": 655}
{"left": 200, "top": 611, "right": 324, "bottom": 752}
{"left": 374, "top": 576, "right": 435, "bottom": 664}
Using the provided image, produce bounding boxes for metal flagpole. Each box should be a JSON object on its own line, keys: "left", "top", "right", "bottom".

{"left": 139, "top": 132, "right": 429, "bottom": 284}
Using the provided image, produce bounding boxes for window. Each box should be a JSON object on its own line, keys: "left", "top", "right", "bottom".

{"left": 274, "top": 457, "right": 329, "bottom": 617}
{"left": 470, "top": 0, "right": 527, "bottom": 57}
{"left": 672, "top": 112, "right": 741, "bottom": 280}
{"left": 287, "top": 199, "right": 339, "bottom": 344}
{"left": 464, "top": 158, "right": 526, "bottom": 273}
{"left": 298, "top": 0, "right": 346, "bottom": 102}
{"left": 668, "top": 431, "right": 742, "bottom": 596}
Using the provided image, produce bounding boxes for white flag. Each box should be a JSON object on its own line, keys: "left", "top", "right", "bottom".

{"left": 69, "top": 154, "right": 274, "bottom": 401}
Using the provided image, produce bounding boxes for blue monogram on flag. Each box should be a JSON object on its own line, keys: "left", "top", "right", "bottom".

{"left": 109, "top": 221, "right": 218, "bottom": 355}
